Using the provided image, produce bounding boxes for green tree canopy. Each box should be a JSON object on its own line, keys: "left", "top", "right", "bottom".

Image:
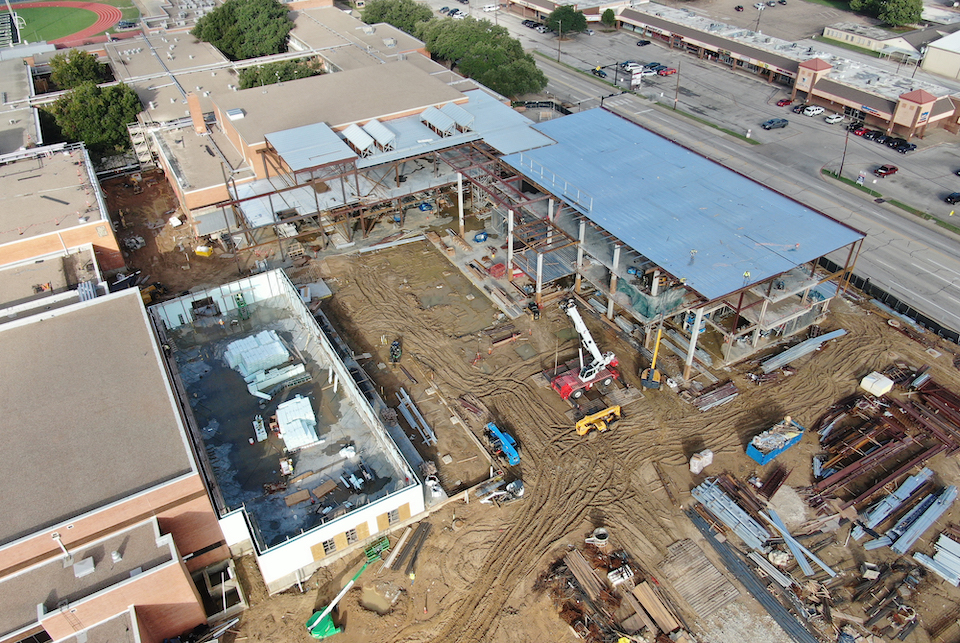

{"left": 46, "top": 82, "right": 141, "bottom": 157}
{"left": 191, "top": 0, "right": 293, "bottom": 60}
{"left": 416, "top": 18, "right": 546, "bottom": 98}
{"left": 601, "top": 8, "right": 616, "bottom": 27}
{"left": 238, "top": 59, "right": 323, "bottom": 89}
{"left": 49, "top": 49, "right": 106, "bottom": 89}
{"left": 878, "top": 0, "right": 921, "bottom": 25}
{"left": 362, "top": 0, "right": 433, "bottom": 34}
{"left": 546, "top": 6, "right": 587, "bottom": 34}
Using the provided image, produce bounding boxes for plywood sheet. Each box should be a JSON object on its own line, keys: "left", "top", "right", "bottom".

{"left": 284, "top": 489, "right": 311, "bottom": 506}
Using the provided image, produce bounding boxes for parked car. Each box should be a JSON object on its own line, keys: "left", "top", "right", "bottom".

{"left": 521, "top": 19, "right": 537, "bottom": 27}
{"left": 761, "top": 118, "right": 788, "bottom": 130}
{"left": 885, "top": 137, "right": 907, "bottom": 149}
{"left": 862, "top": 130, "right": 881, "bottom": 141}
{"left": 803, "top": 105, "right": 824, "bottom": 116}
{"left": 824, "top": 113, "right": 844, "bottom": 124}
{"left": 776, "top": 98, "right": 793, "bottom": 106}
{"left": 875, "top": 134, "right": 891, "bottom": 145}
{"left": 852, "top": 126, "right": 867, "bottom": 136}
{"left": 658, "top": 67, "right": 677, "bottom": 76}
{"left": 767, "top": 0, "right": 776, "bottom": 6}
{"left": 778, "top": 0, "right": 787, "bottom": 4}
{"left": 847, "top": 120, "right": 863, "bottom": 131}
{"left": 623, "top": 63, "right": 642, "bottom": 72}
{"left": 735, "top": 4, "right": 744, "bottom": 10}
{"left": 644, "top": 61, "right": 661, "bottom": 69}
{"left": 955, "top": 169, "right": 960, "bottom": 177}
{"left": 792, "top": 103, "right": 807, "bottom": 113}
{"left": 874, "top": 164, "right": 898, "bottom": 178}
{"left": 895, "top": 143, "right": 916, "bottom": 154}
{"left": 585, "top": 28, "right": 594, "bottom": 35}
{"left": 591, "top": 68, "right": 608, "bottom": 78}
{"left": 636, "top": 39, "right": 652, "bottom": 46}
{"left": 640, "top": 69, "right": 657, "bottom": 76}
{"left": 619, "top": 60, "right": 639, "bottom": 69}
{"left": 946, "top": 193, "right": 960, "bottom": 204}
{"left": 536, "top": 25, "right": 549, "bottom": 32}
{"left": 439, "top": 6, "right": 450, "bottom": 13}
{"left": 753, "top": 2, "right": 765, "bottom": 7}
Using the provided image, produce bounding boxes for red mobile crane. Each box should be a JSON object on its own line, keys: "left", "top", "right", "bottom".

{"left": 546, "top": 298, "right": 620, "bottom": 400}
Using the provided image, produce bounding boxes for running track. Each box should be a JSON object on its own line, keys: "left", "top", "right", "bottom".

{"left": 13, "top": 1, "right": 121, "bottom": 44}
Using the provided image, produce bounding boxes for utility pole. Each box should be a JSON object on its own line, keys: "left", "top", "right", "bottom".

{"left": 838, "top": 126, "right": 850, "bottom": 178}
{"left": 557, "top": 20, "right": 562, "bottom": 62}
{"left": 673, "top": 61, "right": 681, "bottom": 110}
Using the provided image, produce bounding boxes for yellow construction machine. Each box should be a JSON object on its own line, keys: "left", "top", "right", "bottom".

{"left": 575, "top": 405, "right": 622, "bottom": 436}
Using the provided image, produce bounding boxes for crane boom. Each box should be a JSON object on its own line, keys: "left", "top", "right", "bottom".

{"left": 560, "top": 298, "right": 617, "bottom": 382}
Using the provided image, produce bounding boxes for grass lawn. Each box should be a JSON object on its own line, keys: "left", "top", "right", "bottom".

{"left": 13, "top": 6, "right": 97, "bottom": 42}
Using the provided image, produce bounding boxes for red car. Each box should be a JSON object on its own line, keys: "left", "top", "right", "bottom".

{"left": 658, "top": 67, "right": 677, "bottom": 76}
{"left": 852, "top": 126, "right": 867, "bottom": 136}
{"left": 776, "top": 98, "right": 793, "bottom": 107}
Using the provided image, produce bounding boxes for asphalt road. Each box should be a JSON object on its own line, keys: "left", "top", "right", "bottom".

{"left": 424, "top": 3, "right": 960, "bottom": 333}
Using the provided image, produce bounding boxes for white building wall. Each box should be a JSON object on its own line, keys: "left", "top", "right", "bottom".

{"left": 922, "top": 46, "right": 960, "bottom": 79}
{"left": 256, "top": 483, "right": 425, "bottom": 592}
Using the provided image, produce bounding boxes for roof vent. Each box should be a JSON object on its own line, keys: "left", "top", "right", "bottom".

{"left": 362, "top": 25, "right": 375, "bottom": 35}
{"left": 226, "top": 108, "right": 245, "bottom": 120}
{"left": 383, "top": 38, "right": 397, "bottom": 47}
{"left": 111, "top": 550, "right": 123, "bottom": 563}
{"left": 73, "top": 557, "right": 95, "bottom": 578}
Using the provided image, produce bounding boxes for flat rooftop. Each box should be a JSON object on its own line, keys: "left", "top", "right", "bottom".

{"left": 0, "top": 289, "right": 195, "bottom": 545}
{"left": 0, "top": 519, "right": 171, "bottom": 638}
{"left": 501, "top": 109, "right": 865, "bottom": 302}
{"left": 152, "top": 270, "right": 417, "bottom": 551}
{"left": 0, "top": 59, "right": 38, "bottom": 154}
{"left": 0, "top": 246, "right": 101, "bottom": 318}
{"left": 290, "top": 8, "right": 424, "bottom": 65}
{"left": 625, "top": 4, "right": 958, "bottom": 102}
{"left": 215, "top": 61, "right": 465, "bottom": 145}
{"left": 0, "top": 145, "right": 106, "bottom": 246}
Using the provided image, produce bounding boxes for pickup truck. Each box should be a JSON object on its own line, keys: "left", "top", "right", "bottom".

{"left": 874, "top": 164, "right": 898, "bottom": 178}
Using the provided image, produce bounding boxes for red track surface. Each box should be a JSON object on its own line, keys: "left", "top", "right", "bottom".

{"left": 13, "top": 1, "right": 122, "bottom": 44}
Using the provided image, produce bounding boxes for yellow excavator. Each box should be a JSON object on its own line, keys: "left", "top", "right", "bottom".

{"left": 575, "top": 405, "right": 622, "bottom": 436}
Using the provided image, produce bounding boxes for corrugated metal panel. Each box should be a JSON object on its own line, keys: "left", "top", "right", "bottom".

{"left": 500, "top": 109, "right": 865, "bottom": 302}
{"left": 440, "top": 102, "right": 474, "bottom": 131}
{"left": 77, "top": 281, "right": 98, "bottom": 301}
{"left": 342, "top": 123, "right": 375, "bottom": 157}
{"left": 363, "top": 119, "right": 396, "bottom": 151}
{"left": 265, "top": 122, "right": 357, "bottom": 171}
{"left": 420, "top": 106, "right": 456, "bottom": 136}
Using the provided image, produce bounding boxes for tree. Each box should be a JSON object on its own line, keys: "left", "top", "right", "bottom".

{"left": 49, "top": 49, "right": 106, "bottom": 89}
{"left": 362, "top": 0, "right": 433, "bottom": 34}
{"left": 601, "top": 8, "right": 616, "bottom": 28}
{"left": 415, "top": 18, "right": 546, "bottom": 97}
{"left": 238, "top": 59, "right": 323, "bottom": 89}
{"left": 546, "top": 6, "right": 587, "bottom": 34}
{"left": 191, "top": 0, "right": 293, "bottom": 60}
{"left": 878, "top": 0, "right": 921, "bottom": 25}
{"left": 46, "top": 82, "right": 141, "bottom": 157}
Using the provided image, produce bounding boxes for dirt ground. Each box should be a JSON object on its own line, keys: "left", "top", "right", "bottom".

{"left": 216, "top": 241, "right": 960, "bottom": 643}
{"left": 101, "top": 170, "right": 245, "bottom": 293}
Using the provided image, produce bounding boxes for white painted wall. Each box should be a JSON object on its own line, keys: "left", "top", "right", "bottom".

{"left": 256, "top": 483, "right": 424, "bottom": 590}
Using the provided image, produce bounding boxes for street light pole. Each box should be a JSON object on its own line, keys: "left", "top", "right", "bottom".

{"left": 557, "top": 20, "right": 562, "bottom": 62}
{"left": 838, "top": 126, "right": 850, "bottom": 178}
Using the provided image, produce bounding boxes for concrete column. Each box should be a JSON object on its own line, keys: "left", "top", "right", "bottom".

{"left": 536, "top": 252, "right": 544, "bottom": 305}
{"left": 651, "top": 269, "right": 660, "bottom": 296}
{"left": 682, "top": 306, "right": 705, "bottom": 381}
{"left": 507, "top": 209, "right": 514, "bottom": 282}
{"left": 457, "top": 173, "right": 465, "bottom": 238}
{"left": 575, "top": 219, "right": 586, "bottom": 293}
{"left": 607, "top": 244, "right": 620, "bottom": 320}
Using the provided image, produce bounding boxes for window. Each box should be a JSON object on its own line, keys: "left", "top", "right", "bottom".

{"left": 345, "top": 528, "right": 359, "bottom": 545}
{"left": 322, "top": 539, "right": 337, "bottom": 555}
{"left": 387, "top": 509, "right": 400, "bottom": 525}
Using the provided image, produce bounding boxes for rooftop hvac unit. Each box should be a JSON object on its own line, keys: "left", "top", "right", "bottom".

{"left": 226, "top": 108, "right": 245, "bottom": 120}
{"left": 73, "top": 557, "right": 95, "bottom": 578}
{"left": 362, "top": 25, "right": 375, "bottom": 35}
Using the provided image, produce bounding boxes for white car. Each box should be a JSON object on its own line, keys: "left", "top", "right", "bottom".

{"left": 640, "top": 69, "right": 656, "bottom": 76}
{"left": 753, "top": 2, "right": 765, "bottom": 8}
{"left": 803, "top": 105, "right": 824, "bottom": 116}
{"left": 824, "top": 113, "right": 844, "bottom": 124}
{"left": 623, "top": 63, "right": 642, "bottom": 72}
{"left": 585, "top": 29, "right": 594, "bottom": 35}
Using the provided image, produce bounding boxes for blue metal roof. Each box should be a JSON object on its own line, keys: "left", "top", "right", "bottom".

{"left": 500, "top": 109, "right": 864, "bottom": 301}
{"left": 266, "top": 122, "right": 357, "bottom": 172}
